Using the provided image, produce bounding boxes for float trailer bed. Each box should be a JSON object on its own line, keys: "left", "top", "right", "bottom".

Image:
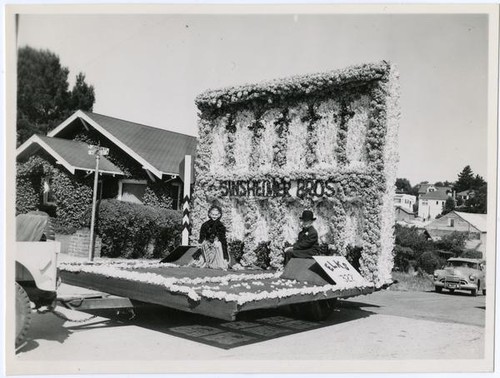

{"left": 59, "top": 262, "right": 374, "bottom": 321}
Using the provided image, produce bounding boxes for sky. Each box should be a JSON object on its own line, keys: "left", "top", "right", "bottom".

{"left": 15, "top": 11, "right": 491, "bottom": 185}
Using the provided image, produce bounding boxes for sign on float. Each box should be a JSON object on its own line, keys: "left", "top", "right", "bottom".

{"left": 313, "top": 256, "right": 369, "bottom": 286}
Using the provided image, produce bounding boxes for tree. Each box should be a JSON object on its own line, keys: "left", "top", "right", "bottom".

{"left": 464, "top": 184, "right": 487, "bottom": 214}
{"left": 472, "top": 174, "right": 486, "bottom": 190}
{"left": 395, "top": 178, "right": 412, "bottom": 194}
{"left": 442, "top": 197, "right": 455, "bottom": 215}
{"left": 17, "top": 46, "right": 96, "bottom": 146}
{"left": 454, "top": 165, "right": 475, "bottom": 193}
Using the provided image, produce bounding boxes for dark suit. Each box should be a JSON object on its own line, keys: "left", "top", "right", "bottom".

{"left": 285, "top": 225, "right": 320, "bottom": 265}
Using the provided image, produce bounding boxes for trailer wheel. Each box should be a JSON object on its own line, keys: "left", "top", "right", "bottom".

{"left": 16, "top": 283, "right": 32, "bottom": 348}
{"left": 291, "top": 299, "right": 337, "bottom": 321}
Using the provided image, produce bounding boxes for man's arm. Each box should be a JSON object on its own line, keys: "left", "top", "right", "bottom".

{"left": 293, "top": 228, "right": 318, "bottom": 250}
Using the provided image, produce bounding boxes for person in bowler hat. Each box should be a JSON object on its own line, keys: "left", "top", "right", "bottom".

{"left": 284, "top": 210, "right": 320, "bottom": 265}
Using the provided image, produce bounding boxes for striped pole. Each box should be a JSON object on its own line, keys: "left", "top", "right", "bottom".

{"left": 181, "top": 155, "right": 192, "bottom": 245}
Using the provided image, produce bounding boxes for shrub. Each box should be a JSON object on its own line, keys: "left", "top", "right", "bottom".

{"left": 81, "top": 199, "right": 182, "bottom": 259}
{"left": 228, "top": 240, "right": 245, "bottom": 263}
{"left": 254, "top": 241, "right": 271, "bottom": 269}
{"left": 394, "top": 224, "right": 432, "bottom": 252}
{"left": 416, "top": 251, "right": 446, "bottom": 274}
{"left": 434, "top": 231, "right": 468, "bottom": 254}
{"left": 393, "top": 245, "right": 416, "bottom": 272}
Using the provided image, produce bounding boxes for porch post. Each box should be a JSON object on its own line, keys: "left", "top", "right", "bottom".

{"left": 181, "top": 155, "right": 192, "bottom": 245}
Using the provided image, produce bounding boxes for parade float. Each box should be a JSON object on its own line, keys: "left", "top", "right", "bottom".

{"left": 58, "top": 61, "right": 400, "bottom": 321}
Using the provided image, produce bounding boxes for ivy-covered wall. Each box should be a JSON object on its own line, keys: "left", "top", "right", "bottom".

{"left": 191, "top": 61, "right": 400, "bottom": 287}
{"left": 16, "top": 155, "right": 94, "bottom": 234}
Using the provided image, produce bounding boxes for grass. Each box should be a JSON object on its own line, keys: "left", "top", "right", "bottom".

{"left": 389, "top": 271, "right": 435, "bottom": 292}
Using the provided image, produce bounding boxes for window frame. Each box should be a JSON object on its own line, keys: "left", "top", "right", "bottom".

{"left": 118, "top": 179, "right": 147, "bottom": 203}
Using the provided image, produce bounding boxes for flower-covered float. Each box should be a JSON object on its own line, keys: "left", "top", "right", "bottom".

{"left": 59, "top": 61, "right": 400, "bottom": 321}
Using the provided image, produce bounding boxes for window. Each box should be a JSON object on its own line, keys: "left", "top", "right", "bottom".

{"left": 118, "top": 179, "right": 147, "bottom": 204}
{"left": 42, "top": 176, "right": 56, "bottom": 205}
{"left": 448, "top": 218, "right": 455, "bottom": 227}
{"left": 171, "top": 183, "right": 181, "bottom": 210}
{"left": 436, "top": 201, "right": 439, "bottom": 205}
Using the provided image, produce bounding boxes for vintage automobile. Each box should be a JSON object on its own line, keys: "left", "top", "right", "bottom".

{"left": 433, "top": 257, "right": 486, "bottom": 296}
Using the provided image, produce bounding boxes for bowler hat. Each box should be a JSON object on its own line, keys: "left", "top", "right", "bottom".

{"left": 299, "top": 210, "right": 316, "bottom": 221}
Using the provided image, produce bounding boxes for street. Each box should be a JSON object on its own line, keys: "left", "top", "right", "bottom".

{"left": 15, "top": 286, "right": 486, "bottom": 362}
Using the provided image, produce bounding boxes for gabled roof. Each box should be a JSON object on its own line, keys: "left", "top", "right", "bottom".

{"left": 420, "top": 191, "right": 450, "bottom": 201}
{"left": 395, "top": 206, "right": 414, "bottom": 215}
{"left": 418, "top": 184, "right": 452, "bottom": 195}
{"left": 17, "top": 135, "right": 123, "bottom": 175}
{"left": 48, "top": 110, "right": 198, "bottom": 179}
{"left": 454, "top": 211, "right": 487, "bottom": 233}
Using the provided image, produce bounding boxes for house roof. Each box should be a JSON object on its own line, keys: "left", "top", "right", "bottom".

{"left": 454, "top": 211, "right": 487, "bottom": 233}
{"left": 17, "top": 135, "right": 124, "bottom": 175}
{"left": 420, "top": 191, "right": 450, "bottom": 201}
{"left": 395, "top": 206, "right": 414, "bottom": 215}
{"left": 418, "top": 184, "right": 452, "bottom": 195}
{"left": 48, "top": 110, "right": 198, "bottom": 179}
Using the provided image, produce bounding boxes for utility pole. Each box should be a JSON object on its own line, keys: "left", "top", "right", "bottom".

{"left": 88, "top": 145, "right": 109, "bottom": 261}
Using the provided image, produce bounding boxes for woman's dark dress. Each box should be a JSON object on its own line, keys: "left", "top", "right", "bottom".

{"left": 198, "top": 219, "right": 229, "bottom": 260}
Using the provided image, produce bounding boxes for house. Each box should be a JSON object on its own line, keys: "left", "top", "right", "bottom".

{"left": 395, "top": 206, "right": 416, "bottom": 223}
{"left": 417, "top": 185, "right": 453, "bottom": 220}
{"left": 394, "top": 193, "right": 416, "bottom": 212}
{"left": 456, "top": 189, "right": 476, "bottom": 203}
{"left": 425, "top": 211, "right": 487, "bottom": 256}
{"left": 16, "top": 110, "right": 197, "bottom": 230}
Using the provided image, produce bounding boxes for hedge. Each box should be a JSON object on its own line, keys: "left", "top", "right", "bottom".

{"left": 81, "top": 199, "right": 182, "bottom": 259}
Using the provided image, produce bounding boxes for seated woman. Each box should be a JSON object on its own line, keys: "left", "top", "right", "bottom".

{"left": 194, "top": 205, "right": 229, "bottom": 270}
{"left": 284, "top": 210, "right": 320, "bottom": 266}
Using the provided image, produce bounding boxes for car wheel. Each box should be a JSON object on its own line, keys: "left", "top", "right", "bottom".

{"left": 448, "top": 289, "right": 455, "bottom": 294}
{"left": 471, "top": 288, "right": 477, "bottom": 296}
{"left": 435, "top": 286, "right": 442, "bottom": 293}
{"left": 483, "top": 289, "right": 486, "bottom": 296}
{"left": 16, "top": 283, "right": 32, "bottom": 348}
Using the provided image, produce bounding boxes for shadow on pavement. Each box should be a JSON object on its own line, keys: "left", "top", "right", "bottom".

{"left": 117, "top": 301, "right": 377, "bottom": 349}
{"left": 16, "top": 311, "right": 70, "bottom": 355}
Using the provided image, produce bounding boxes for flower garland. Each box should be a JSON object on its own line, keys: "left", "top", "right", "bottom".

{"left": 209, "top": 115, "right": 228, "bottom": 175}
{"left": 273, "top": 109, "right": 290, "bottom": 168}
{"left": 315, "top": 99, "right": 340, "bottom": 169}
{"left": 257, "top": 109, "right": 280, "bottom": 171}
{"left": 224, "top": 113, "right": 236, "bottom": 168}
{"left": 233, "top": 110, "right": 254, "bottom": 173}
{"left": 345, "top": 95, "right": 370, "bottom": 168}
{"left": 285, "top": 103, "right": 308, "bottom": 171}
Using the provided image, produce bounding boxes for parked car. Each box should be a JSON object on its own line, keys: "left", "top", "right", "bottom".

{"left": 433, "top": 257, "right": 485, "bottom": 296}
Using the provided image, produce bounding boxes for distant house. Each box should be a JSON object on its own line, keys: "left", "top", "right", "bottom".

{"left": 456, "top": 189, "right": 475, "bottom": 202}
{"left": 395, "top": 206, "right": 415, "bottom": 223}
{"left": 16, "top": 110, "right": 197, "bottom": 230}
{"left": 417, "top": 185, "right": 453, "bottom": 220}
{"left": 425, "top": 211, "right": 487, "bottom": 256}
{"left": 394, "top": 193, "right": 416, "bottom": 212}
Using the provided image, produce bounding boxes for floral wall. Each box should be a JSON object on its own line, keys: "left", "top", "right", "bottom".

{"left": 191, "top": 61, "right": 400, "bottom": 287}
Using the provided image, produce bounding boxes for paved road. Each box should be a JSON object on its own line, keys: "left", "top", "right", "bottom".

{"left": 12, "top": 285, "right": 487, "bottom": 372}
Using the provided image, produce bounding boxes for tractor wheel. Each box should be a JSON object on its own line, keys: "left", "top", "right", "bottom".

{"left": 16, "top": 283, "right": 32, "bottom": 348}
